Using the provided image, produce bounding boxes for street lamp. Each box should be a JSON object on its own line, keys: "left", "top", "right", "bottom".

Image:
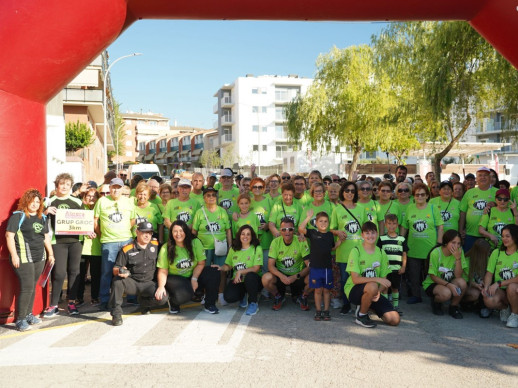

{"left": 115, "top": 122, "right": 125, "bottom": 175}
{"left": 103, "top": 52, "right": 142, "bottom": 172}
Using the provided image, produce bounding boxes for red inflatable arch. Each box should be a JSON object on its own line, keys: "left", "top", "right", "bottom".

{"left": 1, "top": 0, "right": 517, "bottom": 323}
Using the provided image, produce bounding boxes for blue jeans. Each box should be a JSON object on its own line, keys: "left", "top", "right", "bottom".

{"left": 100, "top": 239, "right": 133, "bottom": 303}
{"left": 205, "top": 249, "right": 226, "bottom": 267}
{"left": 338, "top": 262, "right": 350, "bottom": 306}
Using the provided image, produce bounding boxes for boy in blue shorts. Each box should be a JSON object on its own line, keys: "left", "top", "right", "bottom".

{"left": 299, "top": 210, "right": 341, "bottom": 321}
{"left": 377, "top": 213, "right": 408, "bottom": 315}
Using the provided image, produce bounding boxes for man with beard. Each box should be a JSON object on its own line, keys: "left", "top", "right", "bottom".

{"left": 147, "top": 178, "right": 162, "bottom": 209}
{"left": 395, "top": 165, "right": 408, "bottom": 184}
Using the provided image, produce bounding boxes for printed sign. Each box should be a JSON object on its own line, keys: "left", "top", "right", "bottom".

{"left": 55, "top": 209, "right": 94, "bottom": 235}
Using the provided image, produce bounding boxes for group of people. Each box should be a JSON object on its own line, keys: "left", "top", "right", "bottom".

{"left": 6, "top": 165, "right": 518, "bottom": 331}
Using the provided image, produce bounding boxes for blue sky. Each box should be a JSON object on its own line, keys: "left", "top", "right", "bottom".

{"left": 108, "top": 20, "right": 386, "bottom": 129}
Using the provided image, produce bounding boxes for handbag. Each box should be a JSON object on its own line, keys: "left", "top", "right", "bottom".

{"left": 201, "top": 206, "right": 228, "bottom": 256}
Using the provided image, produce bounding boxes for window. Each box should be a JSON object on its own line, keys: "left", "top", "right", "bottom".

{"left": 125, "top": 140, "right": 132, "bottom": 146}
{"left": 262, "top": 145, "right": 267, "bottom": 151}
{"left": 252, "top": 145, "right": 259, "bottom": 151}
{"left": 252, "top": 106, "right": 259, "bottom": 113}
{"left": 262, "top": 126, "right": 267, "bottom": 133}
{"left": 138, "top": 142, "right": 146, "bottom": 152}
{"left": 275, "top": 125, "right": 286, "bottom": 138}
{"left": 276, "top": 145, "right": 288, "bottom": 158}
{"left": 252, "top": 88, "right": 258, "bottom": 94}
{"left": 252, "top": 125, "right": 259, "bottom": 132}
{"left": 262, "top": 107, "right": 267, "bottom": 113}
{"left": 275, "top": 86, "right": 300, "bottom": 102}
{"left": 275, "top": 106, "right": 286, "bottom": 121}
{"left": 126, "top": 151, "right": 133, "bottom": 157}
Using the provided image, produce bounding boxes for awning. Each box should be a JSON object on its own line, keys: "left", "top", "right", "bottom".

{"left": 191, "top": 148, "right": 203, "bottom": 156}
{"left": 155, "top": 152, "right": 166, "bottom": 159}
{"left": 136, "top": 155, "right": 144, "bottom": 162}
{"left": 144, "top": 153, "right": 155, "bottom": 161}
{"left": 166, "top": 151, "right": 178, "bottom": 158}
{"left": 180, "top": 150, "right": 190, "bottom": 156}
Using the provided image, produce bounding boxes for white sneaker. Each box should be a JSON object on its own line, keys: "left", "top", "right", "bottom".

{"left": 500, "top": 306, "right": 511, "bottom": 322}
{"left": 506, "top": 312, "right": 518, "bottom": 328}
{"left": 331, "top": 298, "right": 342, "bottom": 309}
{"left": 218, "top": 293, "right": 228, "bottom": 306}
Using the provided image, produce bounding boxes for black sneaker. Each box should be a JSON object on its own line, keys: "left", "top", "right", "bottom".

{"left": 322, "top": 310, "right": 331, "bottom": 321}
{"left": 340, "top": 304, "right": 351, "bottom": 315}
{"left": 112, "top": 315, "right": 123, "bottom": 326}
{"left": 168, "top": 301, "right": 180, "bottom": 314}
{"left": 272, "top": 294, "right": 285, "bottom": 311}
{"left": 432, "top": 301, "right": 444, "bottom": 316}
{"left": 99, "top": 302, "right": 109, "bottom": 311}
{"left": 394, "top": 306, "right": 404, "bottom": 316}
{"left": 449, "top": 305, "right": 463, "bottom": 319}
{"left": 355, "top": 313, "right": 377, "bottom": 328}
{"left": 204, "top": 305, "right": 219, "bottom": 314}
{"left": 141, "top": 307, "right": 151, "bottom": 315}
{"left": 314, "top": 311, "right": 322, "bottom": 321}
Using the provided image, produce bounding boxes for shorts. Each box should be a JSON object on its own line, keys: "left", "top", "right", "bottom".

{"left": 387, "top": 271, "right": 401, "bottom": 290}
{"left": 348, "top": 283, "right": 395, "bottom": 318}
{"left": 309, "top": 267, "right": 333, "bottom": 289}
{"left": 425, "top": 283, "right": 437, "bottom": 298}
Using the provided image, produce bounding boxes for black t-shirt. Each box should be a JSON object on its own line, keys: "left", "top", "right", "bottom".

{"left": 48, "top": 195, "right": 83, "bottom": 244}
{"left": 114, "top": 240, "right": 158, "bottom": 282}
{"left": 305, "top": 229, "right": 334, "bottom": 269}
{"left": 7, "top": 212, "right": 49, "bottom": 263}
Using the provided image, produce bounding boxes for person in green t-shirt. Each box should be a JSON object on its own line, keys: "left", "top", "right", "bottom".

{"left": 429, "top": 180, "right": 460, "bottom": 233}
{"left": 155, "top": 220, "right": 221, "bottom": 315}
{"left": 163, "top": 178, "right": 200, "bottom": 230}
{"left": 189, "top": 172, "right": 205, "bottom": 207}
{"left": 269, "top": 182, "right": 302, "bottom": 237}
{"left": 356, "top": 180, "right": 380, "bottom": 225}
{"left": 250, "top": 177, "right": 273, "bottom": 273}
{"left": 216, "top": 225, "right": 263, "bottom": 316}
{"left": 345, "top": 221, "right": 400, "bottom": 328}
{"left": 376, "top": 181, "right": 402, "bottom": 235}
{"left": 478, "top": 188, "right": 518, "bottom": 249}
{"left": 300, "top": 182, "right": 333, "bottom": 230}
{"left": 395, "top": 182, "right": 413, "bottom": 223}
{"left": 482, "top": 224, "right": 518, "bottom": 328}
{"left": 133, "top": 182, "right": 164, "bottom": 243}
{"left": 231, "top": 194, "right": 260, "bottom": 238}
{"left": 218, "top": 168, "right": 240, "bottom": 217}
{"left": 262, "top": 218, "right": 310, "bottom": 311}
{"left": 401, "top": 183, "right": 444, "bottom": 304}
{"left": 459, "top": 167, "right": 497, "bottom": 251}
{"left": 422, "top": 230, "right": 468, "bottom": 319}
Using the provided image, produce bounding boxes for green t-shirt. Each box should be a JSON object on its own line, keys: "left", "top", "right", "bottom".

{"left": 479, "top": 207, "right": 515, "bottom": 249}
{"left": 356, "top": 200, "right": 380, "bottom": 225}
{"left": 192, "top": 206, "right": 230, "bottom": 250}
{"left": 330, "top": 204, "right": 366, "bottom": 263}
{"left": 164, "top": 198, "right": 200, "bottom": 226}
{"left": 429, "top": 197, "right": 461, "bottom": 232}
{"left": 251, "top": 197, "right": 273, "bottom": 250}
{"left": 224, "top": 245, "right": 263, "bottom": 280}
{"left": 189, "top": 191, "right": 205, "bottom": 207}
{"left": 300, "top": 200, "right": 334, "bottom": 230}
{"left": 133, "top": 202, "right": 163, "bottom": 236}
{"left": 232, "top": 212, "right": 260, "bottom": 238}
{"left": 376, "top": 200, "right": 402, "bottom": 225}
{"left": 265, "top": 192, "right": 282, "bottom": 205}
{"left": 422, "top": 247, "right": 468, "bottom": 290}
{"left": 344, "top": 245, "right": 390, "bottom": 298}
{"left": 94, "top": 196, "right": 136, "bottom": 243}
{"left": 294, "top": 191, "right": 313, "bottom": 208}
{"left": 218, "top": 187, "right": 240, "bottom": 216}
{"left": 397, "top": 200, "right": 412, "bottom": 224}
{"left": 268, "top": 236, "right": 310, "bottom": 275}
{"left": 156, "top": 238, "right": 206, "bottom": 277}
{"left": 460, "top": 186, "right": 497, "bottom": 237}
{"left": 269, "top": 201, "right": 301, "bottom": 229}
{"left": 486, "top": 249, "right": 518, "bottom": 288}
{"left": 403, "top": 203, "right": 444, "bottom": 259}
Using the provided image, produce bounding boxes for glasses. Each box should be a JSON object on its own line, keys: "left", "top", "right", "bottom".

{"left": 85, "top": 195, "right": 96, "bottom": 199}
{"left": 332, "top": 179, "right": 339, "bottom": 182}
{"left": 270, "top": 180, "right": 279, "bottom": 184}
{"left": 415, "top": 193, "right": 427, "bottom": 197}
{"left": 313, "top": 190, "right": 324, "bottom": 194}
{"left": 343, "top": 189, "right": 356, "bottom": 194}
{"left": 252, "top": 185, "right": 264, "bottom": 190}
{"left": 280, "top": 227, "right": 294, "bottom": 232}
{"left": 324, "top": 182, "right": 331, "bottom": 186}
{"left": 360, "top": 187, "right": 372, "bottom": 192}
{"left": 122, "top": 193, "right": 130, "bottom": 197}
{"left": 496, "top": 197, "right": 510, "bottom": 202}
{"left": 282, "top": 176, "right": 290, "bottom": 180}
{"left": 205, "top": 193, "right": 217, "bottom": 198}
{"left": 100, "top": 191, "right": 110, "bottom": 196}
{"left": 380, "top": 190, "right": 392, "bottom": 193}
{"left": 397, "top": 188, "right": 410, "bottom": 193}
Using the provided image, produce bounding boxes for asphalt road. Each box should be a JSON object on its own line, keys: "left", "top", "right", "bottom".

{"left": 0, "top": 297, "right": 517, "bottom": 387}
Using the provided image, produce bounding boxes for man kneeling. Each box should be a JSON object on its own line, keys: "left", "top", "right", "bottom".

{"left": 110, "top": 222, "right": 159, "bottom": 326}
{"left": 344, "top": 221, "right": 400, "bottom": 328}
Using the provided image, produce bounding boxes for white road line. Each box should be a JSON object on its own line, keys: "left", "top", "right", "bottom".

{"left": 0, "top": 308, "right": 252, "bottom": 365}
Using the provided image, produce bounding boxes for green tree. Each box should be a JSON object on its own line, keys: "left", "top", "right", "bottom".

{"left": 112, "top": 100, "right": 126, "bottom": 157}
{"left": 285, "top": 45, "right": 393, "bottom": 179}
{"left": 65, "top": 120, "right": 94, "bottom": 152}
{"left": 200, "top": 149, "right": 221, "bottom": 169}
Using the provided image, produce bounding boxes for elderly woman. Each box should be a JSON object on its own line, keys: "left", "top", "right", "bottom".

{"left": 269, "top": 182, "right": 302, "bottom": 238}
{"left": 478, "top": 188, "right": 518, "bottom": 249}
{"left": 300, "top": 182, "right": 333, "bottom": 230}
{"left": 6, "top": 189, "right": 54, "bottom": 331}
{"left": 155, "top": 220, "right": 220, "bottom": 314}
{"left": 401, "top": 183, "right": 444, "bottom": 304}
{"left": 422, "top": 230, "right": 468, "bottom": 318}
{"left": 356, "top": 180, "right": 380, "bottom": 225}
{"left": 134, "top": 182, "right": 164, "bottom": 244}
{"left": 217, "top": 225, "right": 263, "bottom": 316}
{"left": 44, "top": 173, "right": 85, "bottom": 318}
{"left": 376, "top": 181, "right": 401, "bottom": 236}
{"left": 395, "top": 181, "right": 412, "bottom": 222}
{"left": 266, "top": 174, "right": 282, "bottom": 203}
{"left": 482, "top": 224, "right": 518, "bottom": 328}
{"left": 327, "top": 182, "right": 341, "bottom": 207}
{"left": 429, "top": 180, "right": 461, "bottom": 233}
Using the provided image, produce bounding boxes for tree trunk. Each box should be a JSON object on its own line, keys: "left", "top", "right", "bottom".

{"left": 432, "top": 116, "right": 471, "bottom": 178}
{"left": 347, "top": 146, "right": 362, "bottom": 181}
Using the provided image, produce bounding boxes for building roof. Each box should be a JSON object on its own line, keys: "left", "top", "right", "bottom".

{"left": 122, "top": 111, "right": 169, "bottom": 120}
{"left": 408, "top": 142, "right": 511, "bottom": 158}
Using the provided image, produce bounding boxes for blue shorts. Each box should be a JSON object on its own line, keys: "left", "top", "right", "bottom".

{"left": 309, "top": 267, "right": 333, "bottom": 289}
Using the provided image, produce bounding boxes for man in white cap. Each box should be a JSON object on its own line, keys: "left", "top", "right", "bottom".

{"left": 94, "top": 177, "right": 136, "bottom": 310}
{"left": 164, "top": 178, "right": 200, "bottom": 230}
{"left": 218, "top": 168, "right": 240, "bottom": 217}
{"left": 459, "top": 166, "right": 497, "bottom": 251}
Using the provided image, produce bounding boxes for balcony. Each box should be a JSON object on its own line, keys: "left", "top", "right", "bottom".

{"left": 63, "top": 88, "right": 103, "bottom": 104}
{"left": 221, "top": 115, "right": 234, "bottom": 125}
{"left": 221, "top": 96, "right": 234, "bottom": 107}
{"left": 222, "top": 133, "right": 233, "bottom": 142}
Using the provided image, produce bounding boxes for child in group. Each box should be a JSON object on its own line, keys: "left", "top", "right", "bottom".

{"left": 299, "top": 210, "right": 341, "bottom": 321}
{"left": 377, "top": 214, "right": 408, "bottom": 315}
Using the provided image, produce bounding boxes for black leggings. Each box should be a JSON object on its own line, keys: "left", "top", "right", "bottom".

{"left": 407, "top": 257, "right": 427, "bottom": 299}
{"left": 165, "top": 267, "right": 220, "bottom": 306}
{"left": 77, "top": 255, "right": 101, "bottom": 300}
{"left": 224, "top": 272, "right": 262, "bottom": 303}
{"left": 51, "top": 242, "right": 82, "bottom": 305}
{"left": 11, "top": 260, "right": 45, "bottom": 319}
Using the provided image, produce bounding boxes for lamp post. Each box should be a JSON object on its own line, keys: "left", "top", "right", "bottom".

{"left": 103, "top": 52, "right": 142, "bottom": 172}
{"left": 115, "top": 122, "right": 125, "bottom": 175}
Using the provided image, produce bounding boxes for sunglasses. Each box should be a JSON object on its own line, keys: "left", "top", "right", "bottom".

{"left": 282, "top": 176, "right": 291, "bottom": 180}
{"left": 100, "top": 191, "right": 110, "bottom": 195}
{"left": 270, "top": 180, "right": 279, "bottom": 184}
{"left": 360, "top": 187, "right": 372, "bottom": 192}
{"left": 332, "top": 179, "right": 339, "bottom": 182}
{"left": 496, "top": 197, "right": 510, "bottom": 202}
{"left": 324, "top": 182, "right": 331, "bottom": 185}
{"left": 205, "top": 193, "right": 217, "bottom": 198}
{"left": 380, "top": 190, "right": 392, "bottom": 193}
{"left": 280, "top": 227, "right": 294, "bottom": 232}
{"left": 397, "top": 188, "right": 410, "bottom": 193}
{"left": 343, "top": 189, "right": 356, "bottom": 194}
{"left": 415, "top": 193, "right": 427, "bottom": 197}
{"left": 252, "top": 185, "right": 264, "bottom": 190}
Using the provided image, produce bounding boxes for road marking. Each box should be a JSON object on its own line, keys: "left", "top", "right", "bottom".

{"left": 0, "top": 307, "right": 251, "bottom": 365}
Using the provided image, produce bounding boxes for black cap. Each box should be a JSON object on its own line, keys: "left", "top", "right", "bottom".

{"left": 439, "top": 180, "right": 453, "bottom": 190}
{"left": 203, "top": 187, "right": 218, "bottom": 195}
{"left": 465, "top": 173, "right": 475, "bottom": 180}
{"left": 136, "top": 221, "right": 153, "bottom": 232}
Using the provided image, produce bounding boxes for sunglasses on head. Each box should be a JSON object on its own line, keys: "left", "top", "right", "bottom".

{"left": 280, "top": 227, "right": 294, "bottom": 232}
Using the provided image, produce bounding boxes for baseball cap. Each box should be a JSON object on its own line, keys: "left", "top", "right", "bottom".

{"left": 136, "top": 221, "right": 154, "bottom": 232}
{"left": 203, "top": 187, "right": 218, "bottom": 195}
{"left": 178, "top": 178, "right": 192, "bottom": 187}
{"left": 477, "top": 167, "right": 491, "bottom": 174}
{"left": 209, "top": 173, "right": 217, "bottom": 179}
{"left": 220, "top": 168, "right": 233, "bottom": 177}
{"left": 110, "top": 178, "right": 124, "bottom": 187}
{"left": 87, "top": 180, "right": 98, "bottom": 189}
{"left": 465, "top": 173, "right": 475, "bottom": 180}
{"left": 495, "top": 189, "right": 510, "bottom": 198}
{"left": 439, "top": 180, "right": 453, "bottom": 190}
